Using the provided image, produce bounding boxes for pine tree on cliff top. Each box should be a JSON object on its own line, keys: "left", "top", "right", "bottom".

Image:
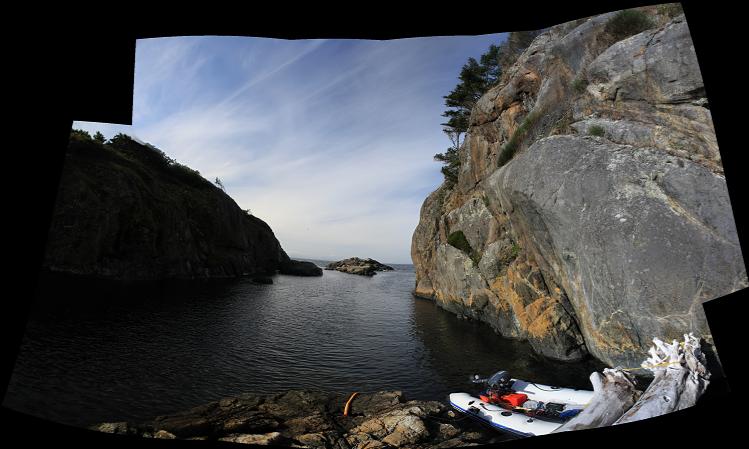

{"left": 435, "top": 31, "right": 543, "bottom": 185}
{"left": 93, "top": 131, "right": 106, "bottom": 144}
{"left": 435, "top": 53, "right": 494, "bottom": 185}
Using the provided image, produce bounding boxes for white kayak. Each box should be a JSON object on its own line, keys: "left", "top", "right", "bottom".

{"left": 450, "top": 393, "right": 560, "bottom": 437}
{"left": 449, "top": 379, "right": 594, "bottom": 437}
{"left": 510, "top": 379, "right": 594, "bottom": 405}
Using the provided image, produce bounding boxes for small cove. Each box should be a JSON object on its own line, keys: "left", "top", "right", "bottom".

{"left": 5, "top": 263, "right": 606, "bottom": 427}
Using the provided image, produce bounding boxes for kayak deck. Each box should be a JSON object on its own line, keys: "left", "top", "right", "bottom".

{"left": 510, "top": 379, "right": 594, "bottom": 405}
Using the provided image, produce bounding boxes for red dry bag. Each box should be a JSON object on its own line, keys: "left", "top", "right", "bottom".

{"left": 500, "top": 393, "right": 528, "bottom": 407}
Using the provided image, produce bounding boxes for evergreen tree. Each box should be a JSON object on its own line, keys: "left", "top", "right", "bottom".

{"left": 434, "top": 145, "right": 460, "bottom": 185}
{"left": 443, "top": 57, "right": 489, "bottom": 127}
{"left": 93, "top": 131, "right": 106, "bottom": 143}
{"left": 108, "top": 133, "right": 132, "bottom": 148}
{"left": 479, "top": 44, "right": 503, "bottom": 86}
{"left": 435, "top": 58, "right": 489, "bottom": 185}
{"left": 70, "top": 129, "right": 92, "bottom": 140}
{"left": 434, "top": 31, "right": 543, "bottom": 184}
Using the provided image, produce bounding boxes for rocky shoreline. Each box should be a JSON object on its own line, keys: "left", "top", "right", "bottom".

{"left": 326, "top": 258, "right": 395, "bottom": 276}
{"left": 91, "top": 390, "right": 508, "bottom": 447}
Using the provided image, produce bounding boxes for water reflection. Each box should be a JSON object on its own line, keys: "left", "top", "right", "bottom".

{"left": 411, "top": 296, "right": 606, "bottom": 393}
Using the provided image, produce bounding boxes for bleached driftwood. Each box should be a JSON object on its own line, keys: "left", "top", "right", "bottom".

{"left": 554, "top": 333, "right": 711, "bottom": 432}
{"left": 553, "top": 368, "right": 640, "bottom": 432}
{"left": 614, "top": 333, "right": 710, "bottom": 424}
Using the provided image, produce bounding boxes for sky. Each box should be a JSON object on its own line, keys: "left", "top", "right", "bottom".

{"left": 74, "top": 34, "right": 506, "bottom": 264}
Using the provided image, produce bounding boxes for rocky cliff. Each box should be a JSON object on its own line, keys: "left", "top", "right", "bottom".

{"left": 412, "top": 6, "right": 747, "bottom": 368}
{"left": 43, "top": 133, "right": 308, "bottom": 280}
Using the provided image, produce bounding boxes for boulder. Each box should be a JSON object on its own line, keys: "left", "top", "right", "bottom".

{"left": 218, "top": 432, "right": 283, "bottom": 445}
{"left": 89, "top": 421, "right": 138, "bottom": 435}
{"left": 153, "top": 430, "right": 177, "bottom": 439}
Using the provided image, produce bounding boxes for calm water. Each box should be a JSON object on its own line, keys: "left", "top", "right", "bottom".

{"left": 4, "top": 263, "right": 605, "bottom": 427}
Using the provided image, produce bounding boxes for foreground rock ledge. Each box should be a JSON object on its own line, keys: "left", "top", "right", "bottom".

{"left": 91, "top": 390, "right": 508, "bottom": 447}
{"left": 326, "top": 258, "right": 395, "bottom": 276}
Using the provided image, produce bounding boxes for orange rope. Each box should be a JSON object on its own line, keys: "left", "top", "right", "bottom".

{"left": 343, "top": 392, "right": 359, "bottom": 416}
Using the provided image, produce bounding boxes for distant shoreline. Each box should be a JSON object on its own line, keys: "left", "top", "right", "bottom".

{"left": 292, "top": 257, "right": 414, "bottom": 269}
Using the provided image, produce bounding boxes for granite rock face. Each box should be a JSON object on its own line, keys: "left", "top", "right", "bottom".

{"left": 44, "top": 135, "right": 301, "bottom": 280}
{"left": 488, "top": 135, "right": 744, "bottom": 367}
{"left": 91, "top": 390, "right": 508, "bottom": 448}
{"left": 326, "top": 258, "right": 395, "bottom": 276}
{"left": 411, "top": 7, "right": 747, "bottom": 368}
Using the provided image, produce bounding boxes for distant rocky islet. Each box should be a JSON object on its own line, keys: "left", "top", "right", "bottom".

{"left": 325, "top": 258, "right": 395, "bottom": 276}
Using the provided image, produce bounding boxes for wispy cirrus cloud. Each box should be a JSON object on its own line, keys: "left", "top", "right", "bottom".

{"left": 74, "top": 33, "right": 506, "bottom": 263}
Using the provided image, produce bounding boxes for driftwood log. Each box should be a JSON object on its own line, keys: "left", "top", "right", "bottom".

{"left": 554, "top": 333, "right": 710, "bottom": 432}
{"left": 552, "top": 368, "right": 640, "bottom": 432}
{"left": 614, "top": 333, "right": 710, "bottom": 424}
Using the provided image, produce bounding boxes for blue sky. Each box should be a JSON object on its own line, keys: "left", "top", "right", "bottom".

{"left": 74, "top": 34, "right": 506, "bottom": 264}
